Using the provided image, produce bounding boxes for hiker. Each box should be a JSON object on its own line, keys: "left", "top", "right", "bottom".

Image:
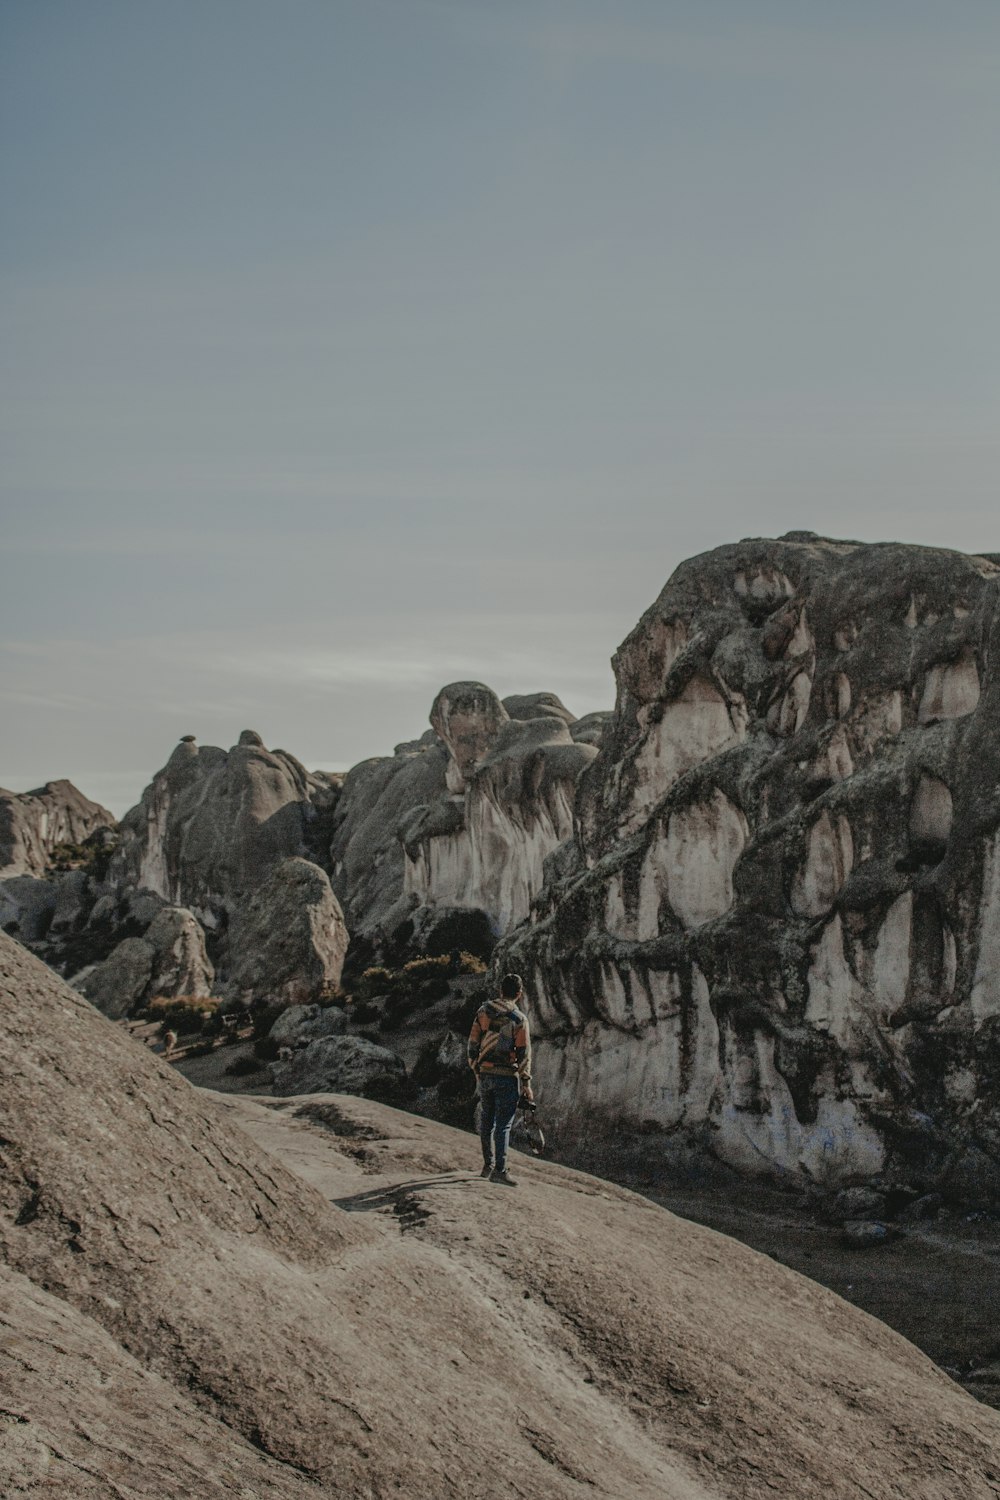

{"left": 468, "top": 972, "right": 533, "bottom": 1187}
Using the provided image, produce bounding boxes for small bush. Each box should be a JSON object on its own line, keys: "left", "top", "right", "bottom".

{"left": 145, "top": 995, "right": 219, "bottom": 1034}
{"left": 401, "top": 955, "right": 451, "bottom": 981}
{"left": 357, "top": 966, "right": 392, "bottom": 999}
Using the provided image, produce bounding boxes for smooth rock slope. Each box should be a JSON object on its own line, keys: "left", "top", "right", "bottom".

{"left": 2, "top": 931, "right": 999, "bottom": 1499}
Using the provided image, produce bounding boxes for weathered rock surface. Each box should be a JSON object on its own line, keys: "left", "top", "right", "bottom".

{"left": 269, "top": 1033, "right": 406, "bottom": 1095}
{"left": 269, "top": 1000, "right": 350, "bottom": 1047}
{"left": 0, "top": 876, "right": 58, "bottom": 944}
{"left": 227, "top": 856, "right": 348, "bottom": 1005}
{"left": 331, "top": 685, "right": 599, "bottom": 954}
{"left": 0, "top": 780, "right": 116, "bottom": 878}
{"left": 499, "top": 534, "right": 1000, "bottom": 1194}
{"left": 75, "top": 904, "right": 213, "bottom": 1018}
{"left": 2, "top": 931, "right": 999, "bottom": 1499}
{"left": 108, "top": 731, "right": 340, "bottom": 924}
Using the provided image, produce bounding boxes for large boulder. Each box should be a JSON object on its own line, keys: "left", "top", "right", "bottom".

{"left": 0, "top": 780, "right": 116, "bottom": 878}
{"left": 498, "top": 534, "right": 1000, "bottom": 1195}
{"left": 76, "top": 905, "right": 213, "bottom": 1019}
{"left": 228, "top": 857, "right": 348, "bottom": 1006}
{"left": 268, "top": 1033, "right": 405, "bottom": 1095}
{"left": 0, "top": 877, "right": 57, "bottom": 944}
{"left": 269, "top": 1002, "right": 349, "bottom": 1048}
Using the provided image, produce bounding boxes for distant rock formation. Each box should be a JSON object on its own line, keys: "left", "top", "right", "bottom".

{"left": 331, "top": 686, "right": 601, "bottom": 957}
{"left": 0, "top": 780, "right": 116, "bottom": 878}
{"left": 500, "top": 535, "right": 1000, "bottom": 1196}
{"left": 109, "top": 731, "right": 340, "bottom": 925}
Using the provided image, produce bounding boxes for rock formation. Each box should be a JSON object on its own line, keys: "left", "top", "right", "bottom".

{"left": 0, "top": 780, "right": 116, "bottom": 879}
{"left": 331, "top": 685, "right": 599, "bottom": 956}
{"left": 499, "top": 534, "right": 1000, "bottom": 1195}
{"left": 3, "top": 929, "right": 999, "bottom": 1499}
{"left": 226, "top": 856, "right": 348, "bottom": 1006}
{"left": 108, "top": 730, "right": 340, "bottom": 926}
{"left": 75, "top": 904, "right": 214, "bottom": 1018}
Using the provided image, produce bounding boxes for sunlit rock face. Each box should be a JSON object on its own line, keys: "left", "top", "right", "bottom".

{"left": 0, "top": 781, "right": 116, "bottom": 878}
{"left": 500, "top": 534, "right": 1000, "bottom": 1196}
{"left": 331, "top": 687, "right": 600, "bottom": 953}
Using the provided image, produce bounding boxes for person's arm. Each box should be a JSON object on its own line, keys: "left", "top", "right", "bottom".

{"left": 467, "top": 1010, "right": 484, "bottom": 1073}
{"left": 514, "top": 1014, "right": 533, "bottom": 1100}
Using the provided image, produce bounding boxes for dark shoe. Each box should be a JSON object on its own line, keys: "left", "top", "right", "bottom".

{"left": 490, "top": 1169, "right": 517, "bottom": 1187}
{"left": 480, "top": 1162, "right": 493, "bottom": 1178}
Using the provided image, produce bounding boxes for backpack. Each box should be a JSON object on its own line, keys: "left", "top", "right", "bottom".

{"left": 476, "top": 1002, "right": 523, "bottom": 1073}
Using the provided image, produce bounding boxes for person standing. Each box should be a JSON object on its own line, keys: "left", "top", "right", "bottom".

{"left": 468, "top": 972, "right": 533, "bottom": 1186}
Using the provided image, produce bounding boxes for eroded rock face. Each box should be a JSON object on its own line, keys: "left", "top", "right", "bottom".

{"left": 403, "top": 684, "right": 597, "bottom": 933}
{"left": 0, "top": 781, "right": 116, "bottom": 878}
{"left": 227, "top": 857, "right": 348, "bottom": 1006}
{"left": 500, "top": 534, "right": 1000, "bottom": 1195}
{"left": 331, "top": 688, "right": 601, "bottom": 954}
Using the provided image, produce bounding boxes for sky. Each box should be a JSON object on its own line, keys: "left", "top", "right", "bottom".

{"left": 2, "top": 0, "right": 998, "bottom": 817}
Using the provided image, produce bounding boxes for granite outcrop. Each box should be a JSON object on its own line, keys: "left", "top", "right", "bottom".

{"left": 499, "top": 534, "right": 1000, "bottom": 1196}
{"left": 330, "top": 685, "right": 600, "bottom": 960}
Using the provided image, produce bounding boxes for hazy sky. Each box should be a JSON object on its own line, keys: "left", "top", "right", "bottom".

{"left": 2, "top": 1, "right": 998, "bottom": 816}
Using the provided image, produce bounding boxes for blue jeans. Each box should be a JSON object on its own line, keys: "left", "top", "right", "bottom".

{"left": 479, "top": 1074, "right": 520, "bottom": 1173}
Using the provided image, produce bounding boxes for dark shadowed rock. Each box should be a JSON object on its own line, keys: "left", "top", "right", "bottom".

{"left": 268, "top": 1033, "right": 406, "bottom": 1095}
{"left": 270, "top": 1001, "right": 349, "bottom": 1047}
{"left": 0, "top": 877, "right": 57, "bottom": 944}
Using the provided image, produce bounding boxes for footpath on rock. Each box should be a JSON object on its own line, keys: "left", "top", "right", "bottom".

{"left": 3, "top": 931, "right": 1000, "bottom": 1500}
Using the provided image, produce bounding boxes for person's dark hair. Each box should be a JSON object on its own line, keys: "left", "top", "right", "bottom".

{"left": 500, "top": 973, "right": 523, "bottom": 999}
